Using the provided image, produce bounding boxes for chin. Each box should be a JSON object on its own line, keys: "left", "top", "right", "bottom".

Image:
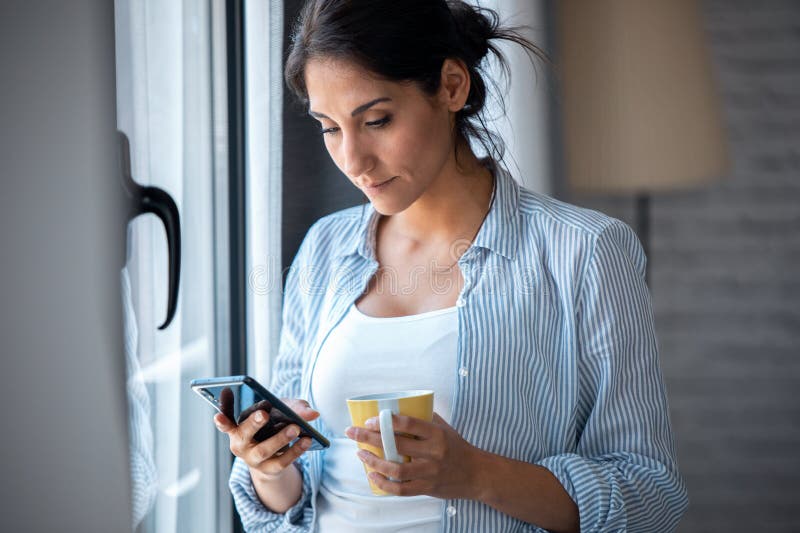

{"left": 368, "top": 196, "right": 411, "bottom": 216}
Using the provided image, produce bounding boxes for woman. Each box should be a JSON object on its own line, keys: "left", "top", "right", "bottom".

{"left": 214, "top": 1, "right": 688, "bottom": 531}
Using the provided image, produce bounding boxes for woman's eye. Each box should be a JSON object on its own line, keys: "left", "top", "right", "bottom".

{"left": 319, "top": 116, "right": 391, "bottom": 136}
{"left": 366, "top": 116, "right": 391, "bottom": 128}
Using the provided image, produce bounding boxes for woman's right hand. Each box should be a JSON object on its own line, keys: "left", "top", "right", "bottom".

{"left": 214, "top": 398, "right": 320, "bottom": 482}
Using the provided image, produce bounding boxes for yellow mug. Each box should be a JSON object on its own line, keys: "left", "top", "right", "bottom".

{"left": 346, "top": 390, "right": 434, "bottom": 495}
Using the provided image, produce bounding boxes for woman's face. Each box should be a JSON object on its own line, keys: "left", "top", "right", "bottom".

{"left": 304, "top": 57, "right": 460, "bottom": 215}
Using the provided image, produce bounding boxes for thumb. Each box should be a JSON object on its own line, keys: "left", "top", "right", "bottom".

{"left": 284, "top": 398, "right": 321, "bottom": 421}
{"left": 214, "top": 412, "right": 236, "bottom": 434}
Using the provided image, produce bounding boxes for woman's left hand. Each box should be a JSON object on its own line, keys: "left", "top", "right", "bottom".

{"left": 344, "top": 412, "right": 485, "bottom": 500}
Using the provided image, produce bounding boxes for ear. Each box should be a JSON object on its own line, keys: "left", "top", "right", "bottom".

{"left": 438, "top": 58, "right": 471, "bottom": 112}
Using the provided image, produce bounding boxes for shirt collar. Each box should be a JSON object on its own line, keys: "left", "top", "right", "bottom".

{"left": 341, "top": 159, "right": 521, "bottom": 262}
{"left": 470, "top": 159, "right": 520, "bottom": 261}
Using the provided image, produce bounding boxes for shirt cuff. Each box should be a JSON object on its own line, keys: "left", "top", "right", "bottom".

{"left": 229, "top": 455, "right": 314, "bottom": 532}
{"left": 537, "top": 453, "right": 628, "bottom": 533}
{"left": 537, "top": 452, "right": 688, "bottom": 533}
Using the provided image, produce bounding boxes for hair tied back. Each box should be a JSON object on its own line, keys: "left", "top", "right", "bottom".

{"left": 446, "top": 0, "right": 497, "bottom": 65}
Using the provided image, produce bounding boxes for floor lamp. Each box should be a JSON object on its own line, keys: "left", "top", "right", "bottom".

{"left": 556, "top": 0, "right": 729, "bottom": 285}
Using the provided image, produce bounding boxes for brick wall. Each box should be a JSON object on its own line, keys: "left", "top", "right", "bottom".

{"left": 566, "top": 1, "right": 800, "bottom": 531}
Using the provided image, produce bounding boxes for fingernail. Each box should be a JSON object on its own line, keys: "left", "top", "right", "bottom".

{"left": 344, "top": 426, "right": 353, "bottom": 437}
{"left": 365, "top": 418, "right": 377, "bottom": 428}
{"left": 300, "top": 438, "right": 311, "bottom": 449}
{"left": 287, "top": 426, "right": 299, "bottom": 438}
{"left": 254, "top": 411, "right": 264, "bottom": 423}
{"left": 356, "top": 450, "right": 366, "bottom": 461}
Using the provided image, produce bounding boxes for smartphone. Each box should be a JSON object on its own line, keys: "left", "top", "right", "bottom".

{"left": 191, "top": 375, "right": 329, "bottom": 452}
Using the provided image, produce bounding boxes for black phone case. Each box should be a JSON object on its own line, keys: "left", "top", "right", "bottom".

{"left": 190, "top": 375, "right": 330, "bottom": 451}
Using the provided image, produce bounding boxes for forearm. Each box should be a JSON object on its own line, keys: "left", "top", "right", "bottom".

{"left": 249, "top": 463, "right": 303, "bottom": 514}
{"left": 470, "top": 448, "right": 579, "bottom": 533}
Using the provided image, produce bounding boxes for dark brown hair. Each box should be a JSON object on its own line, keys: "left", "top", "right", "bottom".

{"left": 285, "top": 0, "right": 548, "bottom": 164}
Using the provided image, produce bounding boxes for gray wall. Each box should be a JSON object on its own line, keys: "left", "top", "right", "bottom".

{"left": 0, "top": 1, "right": 132, "bottom": 531}
{"left": 567, "top": 1, "right": 800, "bottom": 531}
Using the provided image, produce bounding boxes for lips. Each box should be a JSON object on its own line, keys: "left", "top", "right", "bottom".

{"left": 365, "top": 177, "right": 396, "bottom": 187}
{"left": 364, "top": 176, "right": 397, "bottom": 191}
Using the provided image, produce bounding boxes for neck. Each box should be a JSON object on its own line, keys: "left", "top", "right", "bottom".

{"left": 386, "top": 148, "right": 495, "bottom": 248}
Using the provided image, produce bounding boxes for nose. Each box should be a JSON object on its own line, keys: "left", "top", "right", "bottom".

{"left": 340, "top": 133, "right": 375, "bottom": 180}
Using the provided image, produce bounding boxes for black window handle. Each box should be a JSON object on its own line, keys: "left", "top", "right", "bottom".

{"left": 117, "top": 131, "right": 181, "bottom": 330}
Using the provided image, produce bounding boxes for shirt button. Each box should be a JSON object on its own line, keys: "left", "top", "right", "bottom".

{"left": 446, "top": 505, "right": 457, "bottom": 517}
{"left": 456, "top": 297, "right": 466, "bottom": 307}
{"left": 458, "top": 367, "right": 469, "bottom": 377}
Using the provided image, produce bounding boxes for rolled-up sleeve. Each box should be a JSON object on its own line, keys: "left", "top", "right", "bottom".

{"left": 229, "top": 456, "right": 314, "bottom": 532}
{"left": 537, "top": 221, "right": 689, "bottom": 532}
{"left": 228, "top": 226, "right": 319, "bottom": 532}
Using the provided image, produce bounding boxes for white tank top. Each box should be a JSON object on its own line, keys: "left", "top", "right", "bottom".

{"left": 310, "top": 302, "right": 459, "bottom": 532}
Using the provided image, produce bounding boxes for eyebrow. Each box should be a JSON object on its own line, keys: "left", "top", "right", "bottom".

{"left": 308, "top": 97, "right": 392, "bottom": 119}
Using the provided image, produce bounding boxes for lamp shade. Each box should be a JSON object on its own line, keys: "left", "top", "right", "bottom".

{"left": 557, "top": 0, "right": 729, "bottom": 194}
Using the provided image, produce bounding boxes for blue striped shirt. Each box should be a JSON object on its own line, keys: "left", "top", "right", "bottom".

{"left": 230, "top": 163, "right": 688, "bottom": 532}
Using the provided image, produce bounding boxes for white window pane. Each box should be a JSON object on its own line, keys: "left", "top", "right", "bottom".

{"left": 115, "top": 0, "right": 220, "bottom": 531}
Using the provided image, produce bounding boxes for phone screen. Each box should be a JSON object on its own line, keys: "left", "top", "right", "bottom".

{"left": 193, "top": 378, "right": 328, "bottom": 451}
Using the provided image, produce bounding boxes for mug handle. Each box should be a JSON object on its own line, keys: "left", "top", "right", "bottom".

{"left": 379, "top": 408, "right": 403, "bottom": 467}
